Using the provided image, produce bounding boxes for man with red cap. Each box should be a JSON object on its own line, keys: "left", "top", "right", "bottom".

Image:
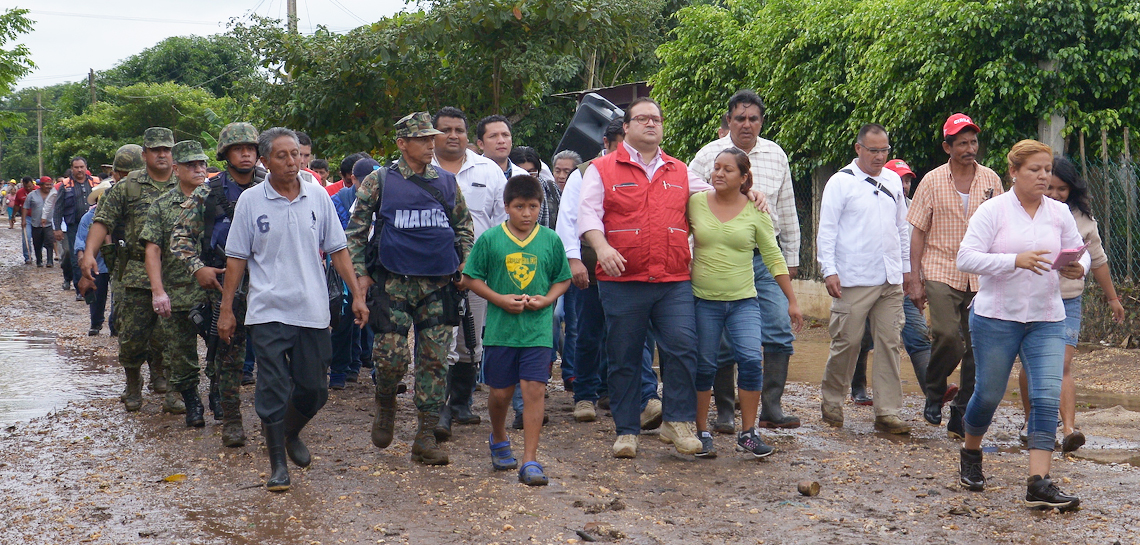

{"left": 906, "top": 114, "right": 1004, "bottom": 439}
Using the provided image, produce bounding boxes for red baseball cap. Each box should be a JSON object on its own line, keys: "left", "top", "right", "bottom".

{"left": 884, "top": 159, "right": 915, "bottom": 178}
{"left": 943, "top": 113, "right": 981, "bottom": 137}
{"left": 38, "top": 176, "right": 52, "bottom": 184}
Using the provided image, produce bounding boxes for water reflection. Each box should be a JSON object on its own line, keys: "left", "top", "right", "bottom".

{"left": 0, "top": 331, "right": 117, "bottom": 426}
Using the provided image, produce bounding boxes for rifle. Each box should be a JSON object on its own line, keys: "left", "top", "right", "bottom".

{"left": 458, "top": 288, "right": 477, "bottom": 363}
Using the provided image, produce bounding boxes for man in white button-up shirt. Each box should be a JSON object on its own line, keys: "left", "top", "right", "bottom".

{"left": 816, "top": 123, "right": 912, "bottom": 435}
{"left": 432, "top": 107, "right": 509, "bottom": 439}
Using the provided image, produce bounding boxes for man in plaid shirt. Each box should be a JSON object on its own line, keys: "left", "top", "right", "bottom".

{"left": 906, "top": 113, "right": 1004, "bottom": 439}
{"left": 689, "top": 89, "right": 803, "bottom": 430}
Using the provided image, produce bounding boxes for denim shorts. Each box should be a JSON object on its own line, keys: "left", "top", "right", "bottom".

{"left": 482, "top": 346, "right": 551, "bottom": 388}
{"left": 1062, "top": 296, "right": 1081, "bottom": 347}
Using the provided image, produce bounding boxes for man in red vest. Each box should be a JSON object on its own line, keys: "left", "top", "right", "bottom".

{"left": 578, "top": 97, "right": 767, "bottom": 459}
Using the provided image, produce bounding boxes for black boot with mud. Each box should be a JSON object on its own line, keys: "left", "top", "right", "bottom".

{"left": 372, "top": 390, "right": 397, "bottom": 449}
{"left": 283, "top": 404, "right": 312, "bottom": 468}
{"left": 435, "top": 405, "right": 453, "bottom": 443}
{"left": 262, "top": 420, "right": 291, "bottom": 492}
{"left": 181, "top": 389, "right": 206, "bottom": 428}
{"left": 411, "top": 411, "right": 449, "bottom": 466}
{"left": 757, "top": 353, "right": 800, "bottom": 428}
{"left": 449, "top": 360, "right": 481, "bottom": 425}
{"left": 122, "top": 367, "right": 143, "bottom": 412}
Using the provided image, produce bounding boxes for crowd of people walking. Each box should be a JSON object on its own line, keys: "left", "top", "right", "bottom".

{"left": 6, "top": 90, "right": 1123, "bottom": 513}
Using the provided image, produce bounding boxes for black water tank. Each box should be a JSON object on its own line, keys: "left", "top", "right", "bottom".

{"left": 554, "top": 93, "right": 623, "bottom": 161}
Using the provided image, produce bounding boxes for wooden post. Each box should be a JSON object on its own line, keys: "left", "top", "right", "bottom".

{"left": 1103, "top": 128, "right": 1111, "bottom": 259}
{"left": 1079, "top": 131, "right": 1087, "bottom": 187}
{"left": 1125, "top": 127, "right": 1133, "bottom": 281}
{"left": 287, "top": 0, "right": 298, "bottom": 35}
{"left": 36, "top": 91, "right": 43, "bottom": 178}
{"left": 89, "top": 69, "right": 96, "bottom": 105}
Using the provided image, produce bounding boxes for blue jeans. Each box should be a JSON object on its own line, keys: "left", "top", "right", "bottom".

{"left": 558, "top": 289, "right": 579, "bottom": 382}
{"left": 572, "top": 284, "right": 607, "bottom": 403}
{"left": 717, "top": 254, "right": 795, "bottom": 368}
{"left": 599, "top": 280, "right": 696, "bottom": 435}
{"left": 329, "top": 294, "right": 361, "bottom": 382}
{"left": 695, "top": 297, "right": 764, "bottom": 391}
{"left": 22, "top": 223, "right": 32, "bottom": 262}
{"left": 901, "top": 296, "right": 931, "bottom": 356}
{"left": 964, "top": 312, "right": 1065, "bottom": 451}
{"left": 244, "top": 336, "right": 256, "bottom": 375}
{"left": 89, "top": 272, "right": 110, "bottom": 329}
{"left": 1062, "top": 297, "right": 1081, "bottom": 347}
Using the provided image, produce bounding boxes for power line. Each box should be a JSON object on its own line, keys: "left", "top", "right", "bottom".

{"left": 326, "top": 0, "right": 369, "bottom": 24}
{"left": 28, "top": 9, "right": 222, "bottom": 26}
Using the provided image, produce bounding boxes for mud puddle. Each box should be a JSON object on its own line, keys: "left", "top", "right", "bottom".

{"left": 0, "top": 330, "right": 118, "bottom": 427}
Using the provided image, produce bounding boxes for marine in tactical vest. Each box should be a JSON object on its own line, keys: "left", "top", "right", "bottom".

{"left": 168, "top": 122, "right": 264, "bottom": 448}
{"left": 345, "top": 111, "right": 474, "bottom": 466}
{"left": 79, "top": 127, "right": 181, "bottom": 413}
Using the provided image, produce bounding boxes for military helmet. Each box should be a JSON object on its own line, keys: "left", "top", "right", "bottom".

{"left": 216, "top": 122, "right": 260, "bottom": 161}
{"left": 113, "top": 144, "right": 145, "bottom": 172}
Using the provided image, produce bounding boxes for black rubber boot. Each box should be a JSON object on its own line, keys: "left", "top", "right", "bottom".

{"left": 712, "top": 363, "right": 736, "bottom": 434}
{"left": 850, "top": 348, "right": 872, "bottom": 404}
{"left": 208, "top": 377, "right": 223, "bottom": 421}
{"left": 757, "top": 352, "right": 800, "bottom": 428}
{"left": 449, "top": 360, "right": 481, "bottom": 425}
{"left": 372, "top": 389, "right": 397, "bottom": 449}
{"left": 909, "top": 349, "right": 930, "bottom": 398}
{"left": 263, "top": 420, "right": 290, "bottom": 492}
{"left": 181, "top": 388, "right": 205, "bottom": 428}
{"left": 283, "top": 403, "right": 312, "bottom": 468}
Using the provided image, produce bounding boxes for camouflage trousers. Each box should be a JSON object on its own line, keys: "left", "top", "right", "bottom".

{"left": 115, "top": 287, "right": 164, "bottom": 373}
{"left": 205, "top": 306, "right": 246, "bottom": 422}
{"left": 372, "top": 276, "right": 455, "bottom": 414}
{"left": 159, "top": 310, "right": 202, "bottom": 393}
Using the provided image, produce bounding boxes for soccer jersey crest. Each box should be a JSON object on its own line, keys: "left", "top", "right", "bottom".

{"left": 505, "top": 252, "right": 537, "bottom": 289}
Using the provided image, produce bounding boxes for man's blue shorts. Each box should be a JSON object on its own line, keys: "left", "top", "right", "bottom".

{"left": 483, "top": 346, "right": 551, "bottom": 388}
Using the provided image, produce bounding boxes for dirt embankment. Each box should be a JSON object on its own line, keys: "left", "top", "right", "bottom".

{"left": 1, "top": 226, "right": 1139, "bottom": 545}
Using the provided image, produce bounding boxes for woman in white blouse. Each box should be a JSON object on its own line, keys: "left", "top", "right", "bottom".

{"left": 955, "top": 140, "right": 1088, "bottom": 511}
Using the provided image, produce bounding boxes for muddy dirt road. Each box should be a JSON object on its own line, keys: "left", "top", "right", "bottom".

{"left": 0, "top": 226, "right": 1138, "bottom": 544}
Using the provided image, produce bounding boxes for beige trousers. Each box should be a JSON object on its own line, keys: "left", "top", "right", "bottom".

{"left": 820, "top": 283, "right": 905, "bottom": 416}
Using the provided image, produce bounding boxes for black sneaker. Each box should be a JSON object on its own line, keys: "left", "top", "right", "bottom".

{"left": 695, "top": 431, "right": 717, "bottom": 458}
{"left": 1025, "top": 475, "right": 1080, "bottom": 511}
{"left": 959, "top": 448, "right": 985, "bottom": 491}
{"left": 512, "top": 411, "right": 524, "bottom": 430}
{"left": 736, "top": 428, "right": 774, "bottom": 458}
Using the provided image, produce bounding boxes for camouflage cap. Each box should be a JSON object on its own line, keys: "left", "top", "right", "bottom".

{"left": 112, "top": 144, "right": 145, "bottom": 172}
{"left": 216, "top": 122, "right": 260, "bottom": 161}
{"left": 395, "top": 111, "right": 442, "bottom": 138}
{"left": 143, "top": 127, "right": 175, "bottom": 149}
{"left": 172, "top": 140, "right": 209, "bottom": 164}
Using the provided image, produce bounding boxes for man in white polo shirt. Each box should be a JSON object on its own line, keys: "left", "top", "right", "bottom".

{"left": 218, "top": 127, "right": 367, "bottom": 492}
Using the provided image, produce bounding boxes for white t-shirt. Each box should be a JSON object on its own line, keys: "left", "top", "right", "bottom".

{"left": 226, "top": 179, "right": 347, "bottom": 328}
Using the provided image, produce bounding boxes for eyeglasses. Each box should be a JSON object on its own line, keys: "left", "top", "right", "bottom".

{"left": 631, "top": 115, "right": 663, "bottom": 126}
{"left": 859, "top": 144, "right": 892, "bottom": 155}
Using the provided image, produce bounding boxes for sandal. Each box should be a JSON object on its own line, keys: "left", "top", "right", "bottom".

{"left": 517, "top": 461, "right": 548, "bottom": 486}
{"left": 489, "top": 433, "right": 518, "bottom": 470}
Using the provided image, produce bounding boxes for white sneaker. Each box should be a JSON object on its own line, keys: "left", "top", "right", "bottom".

{"left": 659, "top": 421, "right": 702, "bottom": 455}
{"left": 612, "top": 434, "right": 639, "bottom": 458}
{"left": 573, "top": 400, "right": 597, "bottom": 422}
{"left": 640, "top": 398, "right": 663, "bottom": 430}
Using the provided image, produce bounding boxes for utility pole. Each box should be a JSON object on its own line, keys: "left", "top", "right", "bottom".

{"left": 89, "top": 69, "right": 97, "bottom": 105}
{"left": 36, "top": 91, "right": 44, "bottom": 178}
{"left": 287, "top": 0, "right": 298, "bottom": 35}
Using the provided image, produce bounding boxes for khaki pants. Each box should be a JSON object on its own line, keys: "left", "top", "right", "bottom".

{"left": 821, "top": 283, "right": 905, "bottom": 416}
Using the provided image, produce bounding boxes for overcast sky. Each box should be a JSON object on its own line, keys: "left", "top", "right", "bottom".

{"left": 13, "top": 0, "right": 409, "bottom": 89}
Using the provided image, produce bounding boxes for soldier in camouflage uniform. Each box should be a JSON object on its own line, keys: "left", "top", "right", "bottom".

{"left": 141, "top": 141, "right": 211, "bottom": 428}
{"left": 80, "top": 127, "right": 181, "bottom": 413}
{"left": 100, "top": 144, "right": 146, "bottom": 339}
{"left": 169, "top": 123, "right": 263, "bottom": 447}
{"left": 346, "top": 112, "right": 474, "bottom": 466}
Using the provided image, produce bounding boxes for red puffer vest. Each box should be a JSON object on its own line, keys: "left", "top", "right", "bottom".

{"left": 594, "top": 145, "right": 691, "bottom": 282}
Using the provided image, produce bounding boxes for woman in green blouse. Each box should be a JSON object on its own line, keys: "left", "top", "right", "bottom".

{"left": 689, "top": 148, "right": 803, "bottom": 459}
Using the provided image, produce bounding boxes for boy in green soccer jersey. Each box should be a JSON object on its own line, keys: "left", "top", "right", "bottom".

{"left": 463, "top": 175, "right": 572, "bottom": 486}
